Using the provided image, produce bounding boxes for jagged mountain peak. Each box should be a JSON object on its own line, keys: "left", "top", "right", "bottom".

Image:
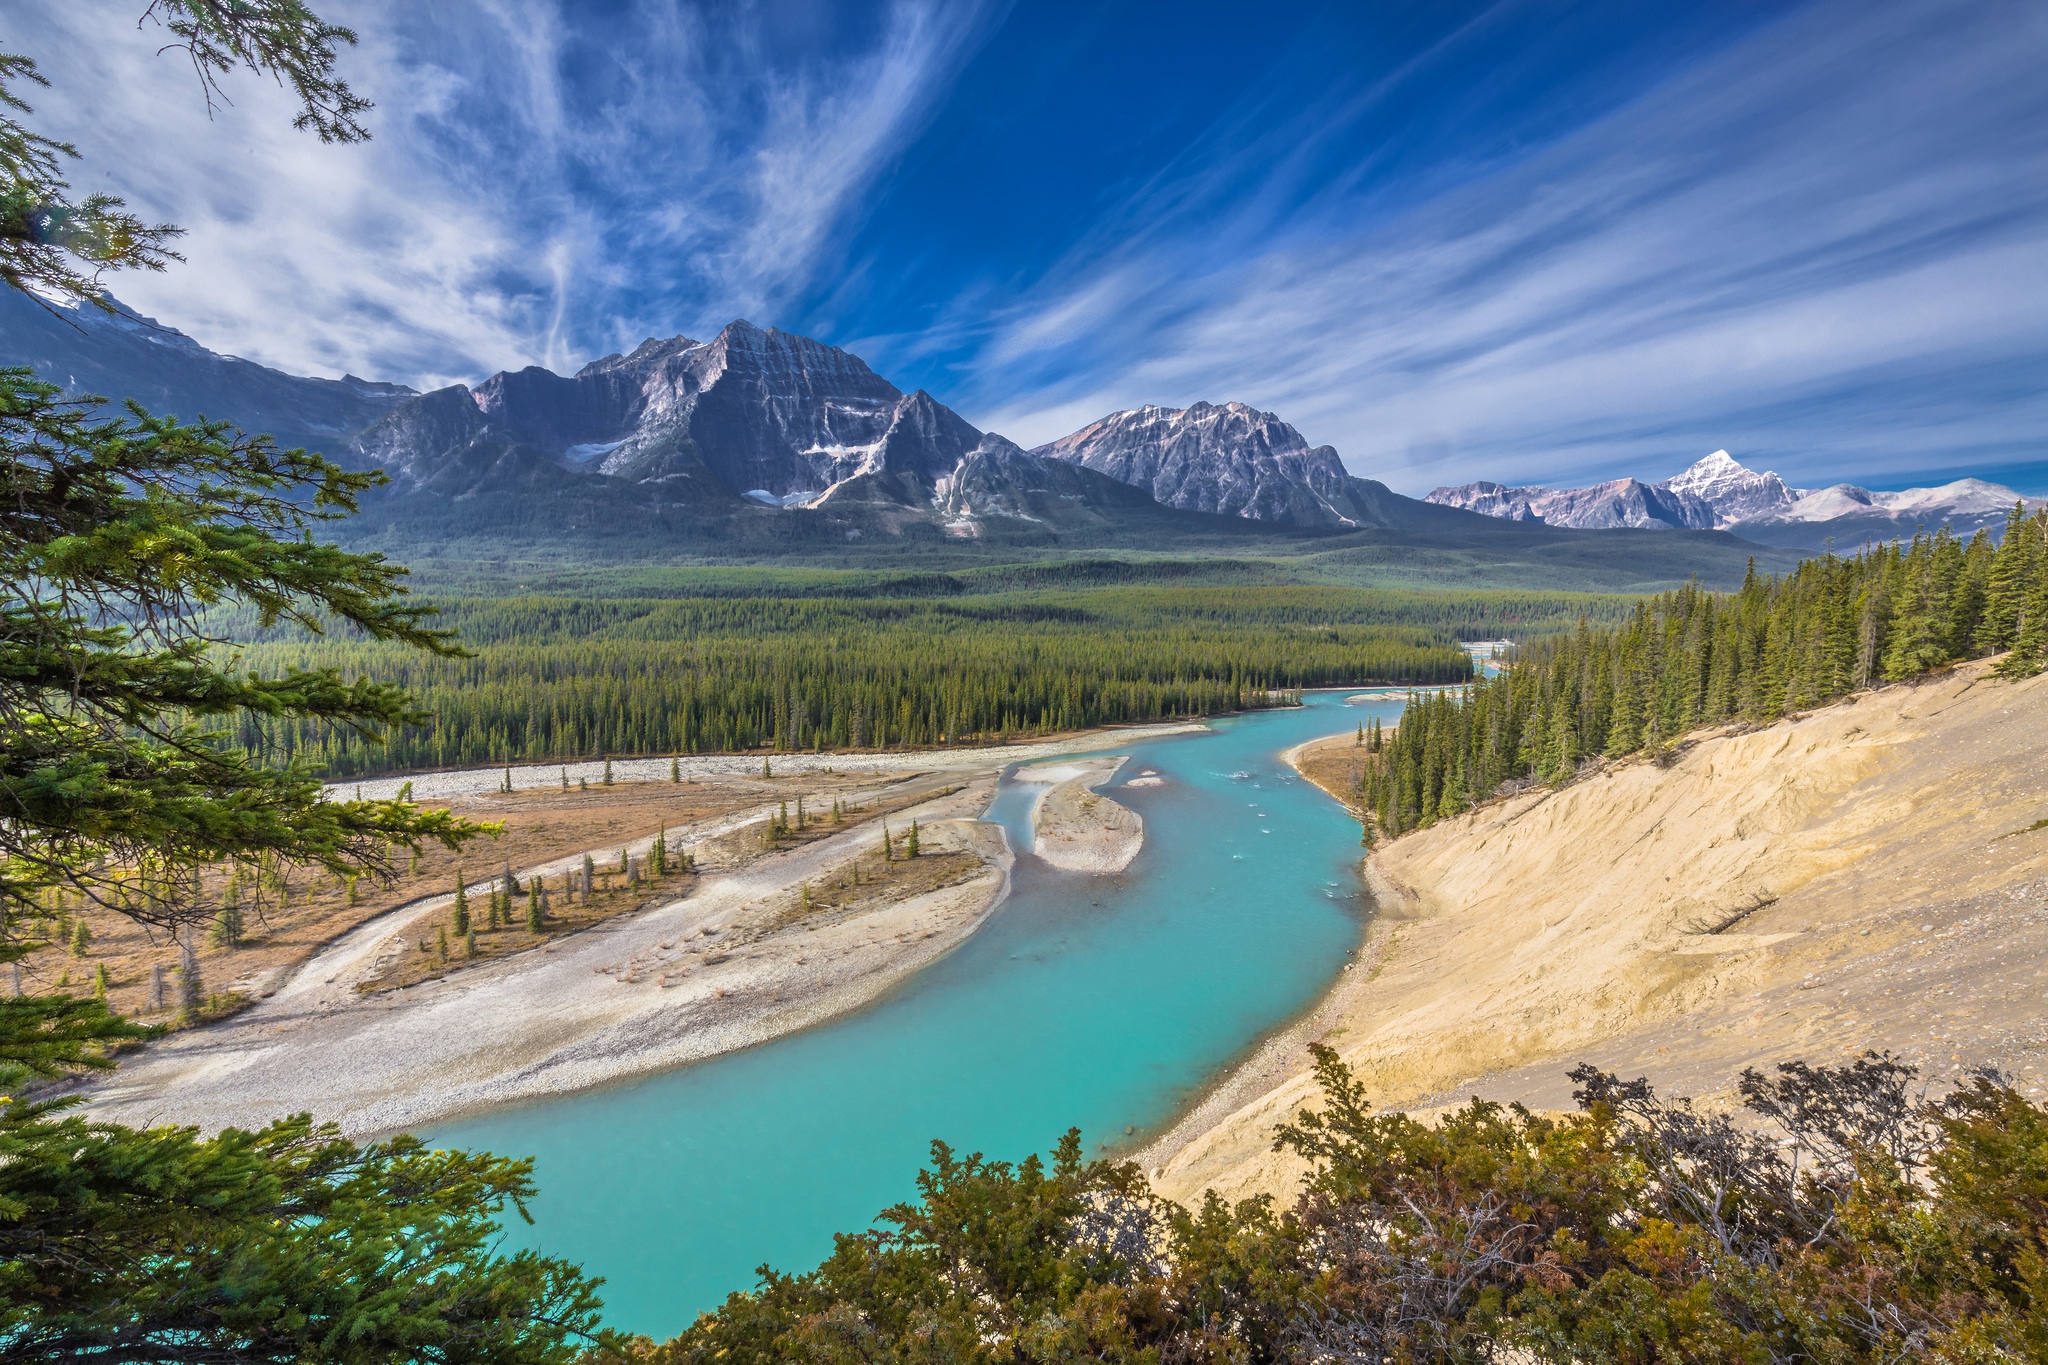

{"left": 1660, "top": 449, "right": 1801, "bottom": 523}
{"left": 577, "top": 334, "right": 704, "bottom": 376}
{"left": 1667, "top": 449, "right": 1754, "bottom": 486}
{"left": 1032, "top": 400, "right": 1372, "bottom": 528}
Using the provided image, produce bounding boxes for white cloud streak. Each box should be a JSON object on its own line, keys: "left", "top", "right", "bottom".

{"left": 3, "top": 0, "right": 989, "bottom": 388}
{"left": 958, "top": 0, "right": 2048, "bottom": 493}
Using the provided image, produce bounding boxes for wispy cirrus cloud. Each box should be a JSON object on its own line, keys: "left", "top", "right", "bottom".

{"left": 5, "top": 0, "right": 994, "bottom": 388}
{"left": 954, "top": 0, "right": 2048, "bottom": 493}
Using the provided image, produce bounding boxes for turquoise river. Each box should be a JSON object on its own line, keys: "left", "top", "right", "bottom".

{"left": 434, "top": 686, "right": 1414, "bottom": 1337}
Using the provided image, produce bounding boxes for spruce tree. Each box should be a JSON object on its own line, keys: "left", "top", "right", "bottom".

{"left": 526, "top": 883, "right": 545, "bottom": 934}
{"left": 1981, "top": 503, "right": 2037, "bottom": 649}
{"left": 451, "top": 880, "right": 470, "bottom": 936}
{"left": 1999, "top": 561, "right": 2048, "bottom": 679}
{"left": 176, "top": 936, "right": 203, "bottom": 1024}
{"left": 69, "top": 919, "right": 90, "bottom": 957}
{"left": 906, "top": 819, "right": 920, "bottom": 859}
{"left": 207, "top": 903, "right": 243, "bottom": 950}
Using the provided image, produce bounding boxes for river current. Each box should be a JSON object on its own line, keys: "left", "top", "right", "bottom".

{"left": 434, "top": 686, "right": 1415, "bottom": 1336}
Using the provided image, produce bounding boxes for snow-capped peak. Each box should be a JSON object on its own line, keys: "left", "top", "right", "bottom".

{"left": 1659, "top": 450, "right": 1800, "bottom": 526}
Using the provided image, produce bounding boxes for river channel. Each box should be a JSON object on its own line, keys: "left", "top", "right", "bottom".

{"left": 434, "top": 686, "right": 1415, "bottom": 1336}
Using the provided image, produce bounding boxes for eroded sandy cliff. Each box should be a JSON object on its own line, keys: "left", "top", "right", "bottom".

{"left": 1148, "top": 659, "right": 2048, "bottom": 1205}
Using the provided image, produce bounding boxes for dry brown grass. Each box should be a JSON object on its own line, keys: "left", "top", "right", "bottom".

{"left": 14, "top": 770, "right": 917, "bottom": 1026}
{"left": 1289, "top": 733, "right": 1368, "bottom": 814}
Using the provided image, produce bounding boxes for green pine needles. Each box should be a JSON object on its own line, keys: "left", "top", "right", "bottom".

{"left": 0, "top": 370, "right": 487, "bottom": 931}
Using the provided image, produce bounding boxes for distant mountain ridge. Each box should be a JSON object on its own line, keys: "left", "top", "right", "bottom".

{"left": 1427, "top": 477, "right": 1717, "bottom": 532}
{"left": 1429, "top": 450, "right": 2041, "bottom": 548}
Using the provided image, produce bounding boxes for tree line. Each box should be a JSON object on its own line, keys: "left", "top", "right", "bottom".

{"left": 225, "top": 592, "right": 1493, "bottom": 777}
{"left": 1359, "top": 508, "right": 2048, "bottom": 837}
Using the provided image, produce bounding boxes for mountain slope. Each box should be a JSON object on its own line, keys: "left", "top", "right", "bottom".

{"left": 0, "top": 287, "right": 413, "bottom": 453}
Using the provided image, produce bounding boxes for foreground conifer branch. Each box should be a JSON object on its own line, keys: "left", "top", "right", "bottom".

{"left": 598, "top": 1050, "right": 2048, "bottom": 1365}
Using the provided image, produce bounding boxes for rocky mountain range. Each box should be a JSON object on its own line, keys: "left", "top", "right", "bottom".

{"left": 1429, "top": 450, "right": 2040, "bottom": 549}
{"left": 4, "top": 289, "right": 1430, "bottom": 543}
{"left": 2, "top": 289, "right": 1807, "bottom": 587}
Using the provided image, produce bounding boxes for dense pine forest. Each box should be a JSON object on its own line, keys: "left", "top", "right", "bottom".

{"left": 224, "top": 585, "right": 1628, "bottom": 778}
{"left": 1360, "top": 508, "right": 2048, "bottom": 836}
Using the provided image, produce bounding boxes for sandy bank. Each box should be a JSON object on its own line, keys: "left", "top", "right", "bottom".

{"left": 85, "top": 778, "right": 1012, "bottom": 1137}
{"left": 332, "top": 724, "right": 1207, "bottom": 803}
{"left": 1017, "top": 757, "right": 1143, "bottom": 874}
{"left": 1147, "top": 660, "right": 2048, "bottom": 1205}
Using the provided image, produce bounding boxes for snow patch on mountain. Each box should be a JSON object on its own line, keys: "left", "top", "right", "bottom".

{"left": 1774, "top": 477, "right": 2028, "bottom": 523}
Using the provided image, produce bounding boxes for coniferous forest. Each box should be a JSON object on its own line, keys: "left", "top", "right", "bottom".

{"left": 11, "top": 5, "right": 2048, "bottom": 1365}
{"left": 1359, "top": 510, "right": 2048, "bottom": 837}
{"left": 223, "top": 587, "right": 1580, "bottom": 777}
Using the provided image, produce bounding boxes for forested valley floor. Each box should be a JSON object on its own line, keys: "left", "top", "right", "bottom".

{"left": 221, "top": 577, "right": 1635, "bottom": 778}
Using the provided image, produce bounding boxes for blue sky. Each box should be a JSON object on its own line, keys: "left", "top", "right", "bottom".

{"left": 12, "top": 0, "right": 2047, "bottom": 494}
